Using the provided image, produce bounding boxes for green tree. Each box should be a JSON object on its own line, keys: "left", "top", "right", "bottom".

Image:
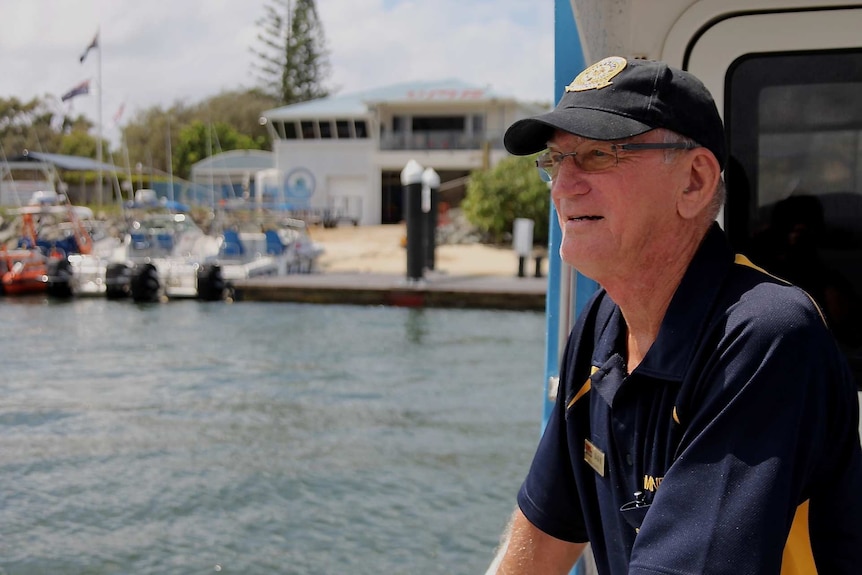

{"left": 0, "top": 96, "right": 111, "bottom": 159}
{"left": 193, "top": 89, "right": 279, "bottom": 150}
{"left": 253, "top": 0, "right": 332, "bottom": 104}
{"left": 120, "top": 101, "right": 195, "bottom": 176}
{"left": 461, "top": 155, "right": 551, "bottom": 245}
{"left": 0, "top": 96, "right": 66, "bottom": 156}
{"left": 58, "top": 126, "right": 108, "bottom": 158}
{"left": 172, "top": 121, "right": 260, "bottom": 179}
{"left": 119, "top": 90, "right": 278, "bottom": 180}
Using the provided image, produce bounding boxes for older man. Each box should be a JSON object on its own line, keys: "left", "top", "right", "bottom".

{"left": 489, "top": 57, "right": 862, "bottom": 574}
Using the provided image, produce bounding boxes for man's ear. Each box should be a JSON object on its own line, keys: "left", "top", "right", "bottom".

{"left": 677, "top": 149, "right": 721, "bottom": 220}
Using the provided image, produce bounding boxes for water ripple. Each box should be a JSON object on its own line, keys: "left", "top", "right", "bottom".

{"left": 0, "top": 300, "right": 543, "bottom": 574}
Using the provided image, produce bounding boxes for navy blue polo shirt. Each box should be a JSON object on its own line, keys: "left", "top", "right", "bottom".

{"left": 518, "top": 224, "right": 862, "bottom": 574}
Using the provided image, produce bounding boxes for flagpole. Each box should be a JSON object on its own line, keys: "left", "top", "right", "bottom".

{"left": 123, "top": 128, "right": 133, "bottom": 202}
{"left": 166, "top": 117, "right": 174, "bottom": 203}
{"left": 96, "top": 26, "right": 103, "bottom": 206}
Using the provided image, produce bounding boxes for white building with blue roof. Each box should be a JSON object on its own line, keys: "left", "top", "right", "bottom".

{"left": 261, "top": 78, "right": 548, "bottom": 225}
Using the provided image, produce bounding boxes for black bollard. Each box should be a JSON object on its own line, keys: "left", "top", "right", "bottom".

{"left": 422, "top": 167, "right": 440, "bottom": 271}
{"left": 518, "top": 256, "right": 528, "bottom": 278}
{"left": 534, "top": 254, "right": 544, "bottom": 278}
{"left": 401, "top": 160, "right": 425, "bottom": 281}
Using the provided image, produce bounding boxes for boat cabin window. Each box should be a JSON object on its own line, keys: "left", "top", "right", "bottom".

{"left": 726, "top": 50, "right": 862, "bottom": 387}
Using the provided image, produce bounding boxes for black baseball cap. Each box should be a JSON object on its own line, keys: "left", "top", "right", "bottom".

{"left": 503, "top": 56, "right": 727, "bottom": 169}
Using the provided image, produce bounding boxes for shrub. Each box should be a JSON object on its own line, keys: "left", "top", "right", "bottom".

{"left": 461, "top": 154, "right": 550, "bottom": 246}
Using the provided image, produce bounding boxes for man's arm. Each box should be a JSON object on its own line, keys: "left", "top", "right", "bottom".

{"left": 486, "top": 508, "right": 586, "bottom": 575}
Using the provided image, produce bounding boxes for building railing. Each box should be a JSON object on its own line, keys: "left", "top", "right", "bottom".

{"left": 379, "top": 131, "right": 503, "bottom": 151}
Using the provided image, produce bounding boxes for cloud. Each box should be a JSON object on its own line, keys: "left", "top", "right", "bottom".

{"left": 0, "top": 0, "right": 553, "bottom": 147}
{"left": 318, "top": 0, "right": 553, "bottom": 101}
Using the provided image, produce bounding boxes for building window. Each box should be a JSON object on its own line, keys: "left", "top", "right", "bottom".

{"left": 355, "top": 120, "right": 368, "bottom": 138}
{"left": 472, "top": 114, "right": 485, "bottom": 134}
{"left": 301, "top": 120, "right": 316, "bottom": 139}
{"left": 412, "top": 116, "right": 465, "bottom": 131}
{"left": 279, "top": 118, "right": 369, "bottom": 140}
{"left": 336, "top": 120, "right": 351, "bottom": 138}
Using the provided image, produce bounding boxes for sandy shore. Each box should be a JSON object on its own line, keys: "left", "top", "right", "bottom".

{"left": 306, "top": 223, "right": 548, "bottom": 278}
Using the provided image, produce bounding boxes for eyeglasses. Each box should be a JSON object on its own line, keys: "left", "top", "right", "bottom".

{"left": 535, "top": 141, "right": 699, "bottom": 182}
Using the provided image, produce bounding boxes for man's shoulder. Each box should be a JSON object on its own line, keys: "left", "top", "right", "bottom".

{"left": 723, "top": 258, "right": 827, "bottom": 333}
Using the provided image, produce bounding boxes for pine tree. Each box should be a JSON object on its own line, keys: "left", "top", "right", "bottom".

{"left": 252, "top": 0, "right": 332, "bottom": 105}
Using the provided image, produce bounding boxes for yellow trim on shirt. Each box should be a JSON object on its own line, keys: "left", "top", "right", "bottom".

{"left": 781, "top": 500, "right": 816, "bottom": 575}
{"left": 734, "top": 253, "right": 772, "bottom": 276}
{"left": 567, "top": 366, "right": 599, "bottom": 409}
{"left": 734, "top": 254, "right": 827, "bottom": 327}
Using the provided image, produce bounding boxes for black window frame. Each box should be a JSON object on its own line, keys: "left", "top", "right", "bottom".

{"left": 724, "top": 49, "right": 862, "bottom": 250}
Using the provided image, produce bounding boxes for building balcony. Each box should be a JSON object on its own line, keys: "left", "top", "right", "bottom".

{"left": 379, "top": 131, "right": 503, "bottom": 151}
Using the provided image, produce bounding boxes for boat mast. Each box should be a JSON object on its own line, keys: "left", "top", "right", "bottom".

{"left": 96, "top": 26, "right": 103, "bottom": 206}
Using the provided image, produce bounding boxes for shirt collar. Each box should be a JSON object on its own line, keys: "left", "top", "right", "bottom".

{"left": 635, "top": 223, "right": 734, "bottom": 380}
{"left": 591, "top": 223, "right": 734, "bottom": 382}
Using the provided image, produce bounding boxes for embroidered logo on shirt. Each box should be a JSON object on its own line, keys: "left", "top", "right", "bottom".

{"left": 584, "top": 439, "right": 606, "bottom": 477}
{"left": 643, "top": 474, "right": 664, "bottom": 492}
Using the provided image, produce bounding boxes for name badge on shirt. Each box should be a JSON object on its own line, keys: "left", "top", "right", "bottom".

{"left": 584, "top": 439, "right": 606, "bottom": 477}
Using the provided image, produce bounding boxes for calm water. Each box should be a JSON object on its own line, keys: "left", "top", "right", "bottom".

{"left": 0, "top": 298, "right": 546, "bottom": 574}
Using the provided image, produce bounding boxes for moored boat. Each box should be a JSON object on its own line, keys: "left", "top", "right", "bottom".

{"left": 111, "top": 190, "right": 226, "bottom": 302}
{"left": 0, "top": 199, "right": 91, "bottom": 297}
{"left": 208, "top": 203, "right": 325, "bottom": 294}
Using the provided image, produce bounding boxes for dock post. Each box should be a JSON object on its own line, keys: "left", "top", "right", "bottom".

{"left": 401, "top": 160, "right": 425, "bottom": 282}
{"left": 422, "top": 167, "right": 440, "bottom": 271}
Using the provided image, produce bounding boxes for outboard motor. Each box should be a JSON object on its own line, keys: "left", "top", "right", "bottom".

{"left": 196, "top": 263, "right": 226, "bottom": 301}
{"left": 46, "top": 257, "right": 74, "bottom": 299}
{"left": 105, "top": 262, "right": 132, "bottom": 300}
{"left": 130, "top": 263, "right": 161, "bottom": 303}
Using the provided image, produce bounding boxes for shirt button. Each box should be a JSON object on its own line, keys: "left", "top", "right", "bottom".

{"left": 626, "top": 453, "right": 633, "bottom": 466}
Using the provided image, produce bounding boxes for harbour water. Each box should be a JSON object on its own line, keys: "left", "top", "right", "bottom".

{"left": 0, "top": 298, "right": 546, "bottom": 574}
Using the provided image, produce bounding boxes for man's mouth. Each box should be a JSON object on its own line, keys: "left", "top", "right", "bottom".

{"left": 569, "top": 216, "right": 602, "bottom": 222}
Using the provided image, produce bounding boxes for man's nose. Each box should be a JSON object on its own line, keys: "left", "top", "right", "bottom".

{"left": 551, "top": 160, "right": 590, "bottom": 196}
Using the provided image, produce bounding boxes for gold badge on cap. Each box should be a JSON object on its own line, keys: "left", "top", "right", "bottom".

{"left": 565, "top": 56, "right": 627, "bottom": 92}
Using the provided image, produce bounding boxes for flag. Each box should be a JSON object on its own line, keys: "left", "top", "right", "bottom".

{"left": 113, "top": 102, "right": 125, "bottom": 124}
{"left": 61, "top": 79, "right": 90, "bottom": 102}
{"left": 80, "top": 31, "right": 99, "bottom": 63}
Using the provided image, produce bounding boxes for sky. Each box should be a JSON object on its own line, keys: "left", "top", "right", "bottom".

{"left": 0, "top": 0, "right": 554, "bottom": 146}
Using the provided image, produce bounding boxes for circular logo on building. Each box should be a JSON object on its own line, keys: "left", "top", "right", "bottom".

{"left": 284, "top": 168, "right": 316, "bottom": 199}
